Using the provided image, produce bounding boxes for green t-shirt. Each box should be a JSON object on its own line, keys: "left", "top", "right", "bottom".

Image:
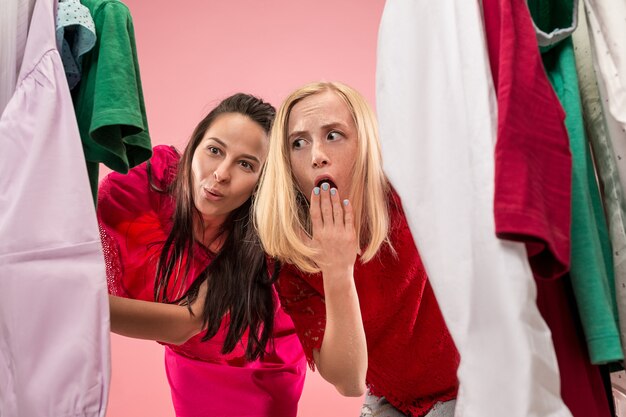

{"left": 74, "top": 0, "right": 152, "bottom": 201}
{"left": 529, "top": 0, "right": 623, "bottom": 364}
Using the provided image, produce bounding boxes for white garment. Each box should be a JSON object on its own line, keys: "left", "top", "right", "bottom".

{"left": 576, "top": 1, "right": 626, "bottom": 359}
{"left": 0, "top": 0, "right": 110, "bottom": 416}
{"left": 376, "top": 1, "right": 570, "bottom": 416}
{"left": 583, "top": 0, "right": 626, "bottom": 131}
{"left": 584, "top": 0, "right": 626, "bottom": 212}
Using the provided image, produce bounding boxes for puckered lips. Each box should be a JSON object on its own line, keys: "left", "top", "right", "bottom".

{"left": 314, "top": 174, "right": 338, "bottom": 190}
{"left": 203, "top": 186, "right": 224, "bottom": 201}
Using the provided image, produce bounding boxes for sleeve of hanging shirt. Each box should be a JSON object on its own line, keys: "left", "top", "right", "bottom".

{"left": 74, "top": 0, "right": 152, "bottom": 198}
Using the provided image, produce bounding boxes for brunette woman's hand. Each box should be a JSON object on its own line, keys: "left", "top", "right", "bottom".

{"left": 190, "top": 279, "right": 208, "bottom": 328}
{"left": 109, "top": 286, "right": 207, "bottom": 345}
{"left": 308, "top": 182, "right": 359, "bottom": 283}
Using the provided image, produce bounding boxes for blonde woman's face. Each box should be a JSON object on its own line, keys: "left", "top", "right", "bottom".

{"left": 287, "top": 91, "right": 358, "bottom": 199}
{"left": 191, "top": 113, "right": 268, "bottom": 223}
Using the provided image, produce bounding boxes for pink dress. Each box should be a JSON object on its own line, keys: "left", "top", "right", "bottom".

{"left": 98, "top": 145, "right": 306, "bottom": 417}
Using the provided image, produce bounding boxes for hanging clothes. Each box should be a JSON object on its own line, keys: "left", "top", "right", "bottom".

{"left": 56, "top": 0, "right": 96, "bottom": 90}
{"left": 482, "top": 0, "right": 572, "bottom": 281}
{"left": 532, "top": 0, "right": 579, "bottom": 48}
{"left": 573, "top": 0, "right": 626, "bottom": 362}
{"left": 0, "top": 0, "right": 110, "bottom": 415}
{"left": 73, "top": 0, "right": 152, "bottom": 201}
{"left": 536, "top": 275, "right": 613, "bottom": 417}
{"left": 517, "top": 1, "right": 622, "bottom": 415}
{"left": 0, "top": 0, "right": 35, "bottom": 114}
{"left": 376, "top": 0, "right": 570, "bottom": 416}
{"left": 527, "top": 0, "right": 623, "bottom": 365}
{"left": 582, "top": 0, "right": 626, "bottom": 133}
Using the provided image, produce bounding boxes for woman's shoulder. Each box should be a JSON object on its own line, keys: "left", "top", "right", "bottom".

{"left": 381, "top": 183, "right": 419, "bottom": 255}
{"left": 385, "top": 182, "right": 407, "bottom": 224}
{"left": 148, "top": 145, "right": 180, "bottom": 188}
{"left": 97, "top": 145, "right": 181, "bottom": 299}
{"left": 98, "top": 144, "right": 180, "bottom": 222}
{"left": 99, "top": 145, "right": 179, "bottom": 193}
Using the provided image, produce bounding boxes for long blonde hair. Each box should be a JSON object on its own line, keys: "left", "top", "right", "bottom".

{"left": 254, "top": 81, "right": 390, "bottom": 273}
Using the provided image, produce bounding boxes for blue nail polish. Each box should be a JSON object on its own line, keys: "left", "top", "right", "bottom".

{"left": 343, "top": 199, "right": 349, "bottom": 206}
{"left": 321, "top": 182, "right": 329, "bottom": 191}
{"left": 313, "top": 187, "right": 320, "bottom": 195}
{"left": 330, "top": 188, "right": 336, "bottom": 196}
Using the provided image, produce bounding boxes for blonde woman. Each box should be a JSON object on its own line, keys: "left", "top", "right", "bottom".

{"left": 255, "top": 82, "right": 459, "bottom": 417}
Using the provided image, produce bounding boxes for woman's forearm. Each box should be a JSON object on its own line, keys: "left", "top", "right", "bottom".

{"left": 314, "top": 270, "right": 368, "bottom": 397}
{"left": 108, "top": 295, "right": 203, "bottom": 345}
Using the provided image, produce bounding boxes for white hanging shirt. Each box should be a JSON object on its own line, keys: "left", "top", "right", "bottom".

{"left": 584, "top": 0, "right": 626, "bottom": 132}
{"left": 376, "top": 0, "right": 571, "bottom": 416}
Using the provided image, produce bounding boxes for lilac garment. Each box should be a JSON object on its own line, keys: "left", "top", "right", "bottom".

{"left": 0, "top": 0, "right": 110, "bottom": 415}
{"left": 0, "top": 0, "right": 35, "bottom": 114}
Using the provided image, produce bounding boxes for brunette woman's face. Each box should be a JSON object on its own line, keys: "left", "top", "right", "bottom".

{"left": 287, "top": 90, "right": 358, "bottom": 199}
{"left": 191, "top": 113, "right": 268, "bottom": 223}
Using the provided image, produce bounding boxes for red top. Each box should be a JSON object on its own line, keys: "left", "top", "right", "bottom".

{"left": 98, "top": 145, "right": 306, "bottom": 416}
{"left": 277, "top": 190, "right": 459, "bottom": 417}
{"left": 482, "top": 0, "right": 572, "bottom": 279}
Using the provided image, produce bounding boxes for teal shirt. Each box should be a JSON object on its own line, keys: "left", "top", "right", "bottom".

{"left": 529, "top": 0, "right": 623, "bottom": 364}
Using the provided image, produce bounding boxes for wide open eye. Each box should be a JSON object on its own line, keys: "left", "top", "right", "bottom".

{"left": 327, "top": 131, "right": 343, "bottom": 141}
{"left": 292, "top": 138, "right": 307, "bottom": 149}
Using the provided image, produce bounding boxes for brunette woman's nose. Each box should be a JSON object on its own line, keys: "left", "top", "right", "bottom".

{"left": 213, "top": 165, "right": 230, "bottom": 183}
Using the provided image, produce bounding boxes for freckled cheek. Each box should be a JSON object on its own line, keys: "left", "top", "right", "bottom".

{"left": 291, "top": 170, "right": 307, "bottom": 192}
{"left": 289, "top": 156, "right": 309, "bottom": 189}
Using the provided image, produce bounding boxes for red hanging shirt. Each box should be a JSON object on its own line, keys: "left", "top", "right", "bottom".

{"left": 482, "top": 0, "right": 572, "bottom": 280}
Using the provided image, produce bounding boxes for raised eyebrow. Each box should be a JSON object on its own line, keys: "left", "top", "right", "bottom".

{"left": 288, "top": 130, "right": 307, "bottom": 141}
{"left": 322, "top": 122, "right": 349, "bottom": 131}
{"left": 207, "top": 137, "right": 227, "bottom": 148}
{"left": 288, "top": 122, "right": 348, "bottom": 141}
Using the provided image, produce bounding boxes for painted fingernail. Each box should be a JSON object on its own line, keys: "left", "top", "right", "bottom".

{"left": 321, "top": 182, "right": 329, "bottom": 191}
{"left": 330, "top": 188, "right": 336, "bottom": 196}
{"left": 343, "top": 199, "right": 349, "bottom": 206}
{"left": 313, "top": 187, "right": 320, "bottom": 195}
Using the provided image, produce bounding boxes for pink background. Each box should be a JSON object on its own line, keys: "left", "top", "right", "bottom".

{"left": 106, "top": 1, "right": 386, "bottom": 416}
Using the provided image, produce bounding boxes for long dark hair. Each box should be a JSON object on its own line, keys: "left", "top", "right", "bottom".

{"left": 152, "top": 93, "right": 277, "bottom": 360}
